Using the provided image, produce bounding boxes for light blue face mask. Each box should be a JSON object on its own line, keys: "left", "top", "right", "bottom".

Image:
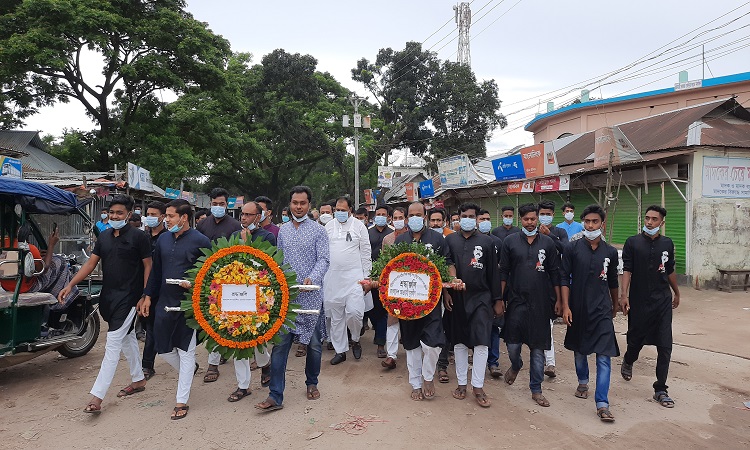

{"left": 478, "top": 221, "right": 492, "bottom": 233}
{"left": 260, "top": 210, "right": 266, "bottom": 222}
{"left": 293, "top": 214, "right": 307, "bottom": 223}
{"left": 643, "top": 225, "right": 660, "bottom": 236}
{"left": 168, "top": 219, "right": 183, "bottom": 233}
{"left": 522, "top": 227, "right": 538, "bottom": 237}
{"left": 282, "top": 216, "right": 290, "bottom": 223}
{"left": 373, "top": 216, "right": 387, "bottom": 227}
{"left": 334, "top": 211, "right": 349, "bottom": 223}
{"left": 539, "top": 215, "right": 554, "bottom": 226}
{"left": 101, "top": 213, "right": 108, "bottom": 220}
{"left": 408, "top": 216, "right": 425, "bottom": 232}
{"left": 502, "top": 217, "right": 514, "bottom": 226}
{"left": 460, "top": 217, "right": 477, "bottom": 232}
{"left": 143, "top": 216, "right": 160, "bottom": 228}
{"left": 210, "top": 205, "right": 226, "bottom": 219}
{"left": 110, "top": 219, "right": 126, "bottom": 230}
{"left": 431, "top": 227, "right": 443, "bottom": 233}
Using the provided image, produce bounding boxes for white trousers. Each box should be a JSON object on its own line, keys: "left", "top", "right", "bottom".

{"left": 324, "top": 316, "right": 332, "bottom": 342}
{"left": 386, "top": 322, "right": 400, "bottom": 359}
{"left": 90, "top": 307, "right": 144, "bottom": 400}
{"left": 207, "top": 350, "right": 221, "bottom": 366}
{"left": 233, "top": 348, "right": 271, "bottom": 389}
{"left": 455, "top": 344, "right": 488, "bottom": 388}
{"left": 329, "top": 295, "right": 365, "bottom": 353}
{"left": 160, "top": 331, "right": 197, "bottom": 404}
{"left": 545, "top": 319, "right": 556, "bottom": 366}
{"left": 406, "top": 341, "right": 440, "bottom": 389}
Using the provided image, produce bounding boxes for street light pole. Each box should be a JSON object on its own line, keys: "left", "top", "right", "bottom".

{"left": 346, "top": 95, "right": 366, "bottom": 208}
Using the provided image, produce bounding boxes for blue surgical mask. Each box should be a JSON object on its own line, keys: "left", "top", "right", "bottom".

{"left": 393, "top": 219, "right": 405, "bottom": 230}
{"left": 643, "top": 225, "right": 659, "bottom": 236}
{"left": 293, "top": 214, "right": 307, "bottom": 223}
{"left": 282, "top": 216, "right": 290, "bottom": 223}
{"left": 211, "top": 205, "right": 226, "bottom": 219}
{"left": 134, "top": 209, "right": 141, "bottom": 216}
{"left": 374, "top": 216, "right": 387, "bottom": 227}
{"left": 502, "top": 217, "right": 513, "bottom": 226}
{"left": 260, "top": 210, "right": 266, "bottom": 222}
{"left": 460, "top": 217, "right": 476, "bottom": 232}
{"left": 522, "top": 227, "right": 538, "bottom": 237}
{"left": 478, "top": 221, "right": 492, "bottom": 233}
{"left": 101, "top": 213, "right": 108, "bottom": 220}
{"left": 564, "top": 212, "right": 575, "bottom": 222}
{"left": 334, "top": 211, "right": 349, "bottom": 223}
{"left": 243, "top": 222, "right": 257, "bottom": 231}
{"left": 408, "top": 216, "right": 424, "bottom": 232}
{"left": 539, "top": 215, "right": 553, "bottom": 226}
{"left": 110, "top": 219, "right": 126, "bottom": 230}
{"left": 168, "top": 218, "right": 183, "bottom": 233}
{"left": 431, "top": 227, "right": 443, "bottom": 233}
{"left": 143, "top": 216, "right": 160, "bottom": 228}
{"left": 583, "top": 229, "right": 601, "bottom": 240}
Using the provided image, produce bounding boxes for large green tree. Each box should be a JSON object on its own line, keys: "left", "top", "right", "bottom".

{"left": 352, "top": 41, "right": 506, "bottom": 171}
{"left": 0, "top": 0, "right": 231, "bottom": 169}
{"left": 167, "top": 50, "right": 354, "bottom": 208}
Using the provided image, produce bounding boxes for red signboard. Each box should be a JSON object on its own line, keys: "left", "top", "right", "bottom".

{"left": 405, "top": 183, "right": 416, "bottom": 202}
{"left": 506, "top": 180, "right": 535, "bottom": 194}
{"left": 533, "top": 175, "right": 570, "bottom": 192}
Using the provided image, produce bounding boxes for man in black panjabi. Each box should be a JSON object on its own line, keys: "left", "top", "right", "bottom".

{"left": 499, "top": 203, "right": 563, "bottom": 408}
{"left": 620, "top": 205, "right": 681, "bottom": 409}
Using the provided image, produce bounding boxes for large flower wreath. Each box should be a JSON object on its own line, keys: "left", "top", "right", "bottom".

{"left": 180, "top": 234, "right": 300, "bottom": 360}
{"left": 370, "top": 242, "right": 453, "bottom": 320}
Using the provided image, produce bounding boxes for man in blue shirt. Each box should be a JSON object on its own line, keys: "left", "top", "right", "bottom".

{"left": 95, "top": 207, "right": 112, "bottom": 232}
{"left": 556, "top": 202, "right": 584, "bottom": 237}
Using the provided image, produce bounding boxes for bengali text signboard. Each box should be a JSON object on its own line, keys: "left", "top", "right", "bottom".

{"left": 702, "top": 156, "right": 750, "bottom": 198}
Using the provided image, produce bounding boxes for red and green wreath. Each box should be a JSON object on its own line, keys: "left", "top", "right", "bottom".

{"left": 370, "top": 242, "right": 453, "bottom": 320}
{"left": 180, "top": 234, "right": 300, "bottom": 360}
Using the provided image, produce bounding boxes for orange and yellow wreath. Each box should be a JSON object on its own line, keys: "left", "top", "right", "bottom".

{"left": 181, "top": 235, "right": 299, "bottom": 360}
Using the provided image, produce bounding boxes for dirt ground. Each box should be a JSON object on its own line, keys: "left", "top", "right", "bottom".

{"left": 1, "top": 288, "right": 749, "bottom": 449}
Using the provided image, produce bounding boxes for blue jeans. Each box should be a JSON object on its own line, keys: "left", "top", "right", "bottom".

{"left": 574, "top": 352, "right": 611, "bottom": 409}
{"left": 506, "top": 343, "right": 544, "bottom": 394}
{"left": 268, "top": 326, "right": 322, "bottom": 406}
{"left": 488, "top": 317, "right": 504, "bottom": 368}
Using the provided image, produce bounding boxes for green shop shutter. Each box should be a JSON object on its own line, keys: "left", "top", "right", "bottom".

{"left": 608, "top": 188, "right": 640, "bottom": 247}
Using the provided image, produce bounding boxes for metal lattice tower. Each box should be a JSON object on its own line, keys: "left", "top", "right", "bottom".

{"left": 454, "top": 2, "right": 471, "bottom": 66}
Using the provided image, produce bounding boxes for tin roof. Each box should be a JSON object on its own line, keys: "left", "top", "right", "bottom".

{"left": 0, "top": 130, "right": 78, "bottom": 173}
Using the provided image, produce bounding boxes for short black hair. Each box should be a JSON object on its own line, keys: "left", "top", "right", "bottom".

{"left": 307, "top": 211, "right": 315, "bottom": 219}
{"left": 580, "top": 204, "right": 606, "bottom": 221}
{"left": 538, "top": 200, "right": 556, "bottom": 212}
{"left": 100, "top": 207, "right": 108, "bottom": 213}
{"left": 166, "top": 199, "right": 194, "bottom": 222}
{"left": 289, "top": 185, "right": 312, "bottom": 203}
{"left": 501, "top": 205, "right": 515, "bottom": 213}
{"left": 646, "top": 205, "right": 667, "bottom": 218}
{"left": 478, "top": 209, "right": 490, "bottom": 216}
{"left": 450, "top": 212, "right": 460, "bottom": 219}
{"left": 319, "top": 201, "right": 333, "bottom": 210}
{"left": 110, "top": 194, "right": 135, "bottom": 211}
{"left": 335, "top": 196, "right": 353, "bottom": 210}
{"left": 458, "top": 203, "right": 480, "bottom": 216}
{"left": 282, "top": 206, "right": 290, "bottom": 214}
{"left": 355, "top": 207, "right": 368, "bottom": 216}
{"left": 195, "top": 209, "right": 208, "bottom": 220}
{"left": 148, "top": 201, "right": 166, "bottom": 215}
{"left": 562, "top": 202, "right": 575, "bottom": 212}
{"left": 518, "top": 203, "right": 538, "bottom": 217}
{"left": 209, "top": 187, "right": 229, "bottom": 201}
{"left": 393, "top": 206, "right": 407, "bottom": 216}
{"left": 429, "top": 207, "right": 447, "bottom": 220}
{"left": 255, "top": 196, "right": 273, "bottom": 211}
{"left": 375, "top": 204, "right": 392, "bottom": 216}
{"left": 129, "top": 213, "right": 142, "bottom": 223}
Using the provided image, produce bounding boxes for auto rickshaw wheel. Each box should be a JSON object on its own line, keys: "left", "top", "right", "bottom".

{"left": 58, "top": 311, "right": 100, "bottom": 358}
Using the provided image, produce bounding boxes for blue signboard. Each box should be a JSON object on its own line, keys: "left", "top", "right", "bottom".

{"left": 492, "top": 154, "right": 526, "bottom": 181}
{"left": 0, "top": 156, "right": 23, "bottom": 179}
{"left": 228, "top": 197, "right": 237, "bottom": 209}
{"left": 165, "top": 188, "right": 180, "bottom": 199}
{"left": 419, "top": 179, "right": 435, "bottom": 198}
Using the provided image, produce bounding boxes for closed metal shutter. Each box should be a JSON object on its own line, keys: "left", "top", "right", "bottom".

{"left": 642, "top": 182, "right": 687, "bottom": 274}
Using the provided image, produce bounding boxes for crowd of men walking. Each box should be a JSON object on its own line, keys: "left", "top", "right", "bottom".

{"left": 66, "top": 185, "right": 680, "bottom": 422}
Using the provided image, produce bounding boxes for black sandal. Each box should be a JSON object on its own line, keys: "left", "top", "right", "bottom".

{"left": 597, "top": 407, "right": 615, "bottom": 422}
{"left": 653, "top": 391, "right": 675, "bottom": 408}
{"left": 143, "top": 368, "right": 156, "bottom": 381}
{"left": 170, "top": 405, "right": 189, "bottom": 420}
{"left": 621, "top": 362, "right": 633, "bottom": 381}
{"left": 260, "top": 365, "right": 271, "bottom": 387}
{"left": 228, "top": 388, "right": 250, "bottom": 402}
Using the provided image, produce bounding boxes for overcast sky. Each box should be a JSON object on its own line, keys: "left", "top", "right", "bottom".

{"left": 24, "top": 0, "right": 750, "bottom": 156}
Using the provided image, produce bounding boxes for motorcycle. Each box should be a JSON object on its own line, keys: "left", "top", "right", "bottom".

{"left": 0, "top": 177, "right": 101, "bottom": 368}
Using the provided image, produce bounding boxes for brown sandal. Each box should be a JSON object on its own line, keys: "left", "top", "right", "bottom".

{"left": 411, "top": 388, "right": 424, "bottom": 401}
{"left": 575, "top": 384, "right": 589, "bottom": 399}
{"left": 83, "top": 402, "right": 101, "bottom": 414}
{"left": 117, "top": 384, "right": 145, "bottom": 397}
{"left": 228, "top": 388, "right": 250, "bottom": 402}
{"left": 452, "top": 386, "right": 467, "bottom": 400}
{"left": 474, "top": 389, "right": 491, "bottom": 408}
{"left": 597, "top": 407, "right": 615, "bottom": 422}
{"left": 504, "top": 368, "right": 519, "bottom": 385}
{"left": 438, "top": 369, "right": 450, "bottom": 383}
{"left": 255, "top": 398, "right": 283, "bottom": 412}
{"left": 170, "top": 405, "right": 189, "bottom": 420}
{"left": 295, "top": 344, "right": 307, "bottom": 357}
{"left": 203, "top": 366, "right": 220, "bottom": 383}
{"left": 532, "top": 393, "right": 550, "bottom": 407}
{"left": 306, "top": 385, "right": 320, "bottom": 400}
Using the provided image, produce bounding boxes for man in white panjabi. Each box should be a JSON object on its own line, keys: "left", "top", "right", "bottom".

{"left": 324, "top": 196, "right": 372, "bottom": 365}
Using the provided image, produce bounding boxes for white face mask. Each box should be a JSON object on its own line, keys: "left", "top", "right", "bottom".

{"left": 393, "top": 219, "right": 405, "bottom": 230}
{"left": 319, "top": 213, "right": 333, "bottom": 225}
{"left": 583, "top": 229, "right": 601, "bottom": 240}
{"left": 564, "top": 212, "right": 575, "bottom": 221}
